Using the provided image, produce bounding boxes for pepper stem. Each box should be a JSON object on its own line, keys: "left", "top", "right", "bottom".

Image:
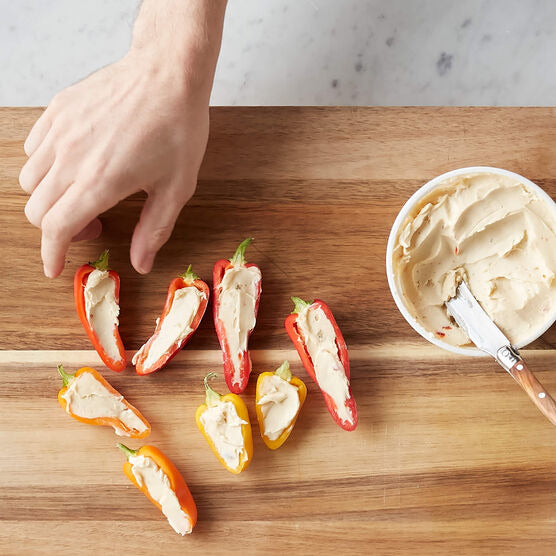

{"left": 203, "top": 372, "right": 222, "bottom": 406}
{"left": 57, "top": 364, "right": 75, "bottom": 387}
{"left": 274, "top": 360, "right": 292, "bottom": 382}
{"left": 117, "top": 443, "right": 138, "bottom": 459}
{"left": 230, "top": 237, "right": 254, "bottom": 266}
{"left": 290, "top": 296, "right": 312, "bottom": 314}
{"left": 179, "top": 264, "right": 200, "bottom": 284}
{"left": 89, "top": 249, "right": 110, "bottom": 271}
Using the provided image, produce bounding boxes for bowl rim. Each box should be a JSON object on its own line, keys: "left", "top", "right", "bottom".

{"left": 385, "top": 166, "right": 556, "bottom": 356}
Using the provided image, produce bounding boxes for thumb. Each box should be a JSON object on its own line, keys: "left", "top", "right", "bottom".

{"left": 130, "top": 188, "right": 187, "bottom": 274}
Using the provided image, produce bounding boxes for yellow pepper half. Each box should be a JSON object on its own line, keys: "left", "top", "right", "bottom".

{"left": 195, "top": 372, "right": 253, "bottom": 474}
{"left": 255, "top": 361, "right": 307, "bottom": 450}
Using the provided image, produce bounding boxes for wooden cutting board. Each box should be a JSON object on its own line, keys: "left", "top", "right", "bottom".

{"left": 1, "top": 107, "right": 555, "bottom": 555}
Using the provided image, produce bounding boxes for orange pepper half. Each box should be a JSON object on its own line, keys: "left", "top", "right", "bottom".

{"left": 195, "top": 372, "right": 253, "bottom": 474}
{"left": 255, "top": 360, "right": 307, "bottom": 450}
{"left": 57, "top": 365, "right": 150, "bottom": 438}
{"left": 118, "top": 444, "right": 197, "bottom": 535}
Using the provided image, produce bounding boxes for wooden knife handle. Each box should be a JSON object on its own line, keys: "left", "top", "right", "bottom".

{"left": 506, "top": 361, "right": 556, "bottom": 425}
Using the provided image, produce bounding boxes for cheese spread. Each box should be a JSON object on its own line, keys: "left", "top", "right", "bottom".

{"left": 296, "top": 305, "right": 354, "bottom": 425}
{"left": 128, "top": 455, "right": 192, "bottom": 535}
{"left": 392, "top": 172, "right": 556, "bottom": 346}
{"left": 217, "top": 265, "right": 261, "bottom": 385}
{"left": 61, "top": 371, "right": 147, "bottom": 436}
{"left": 257, "top": 374, "right": 300, "bottom": 441}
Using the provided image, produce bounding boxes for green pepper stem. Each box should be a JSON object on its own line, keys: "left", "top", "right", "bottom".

{"left": 179, "top": 264, "right": 200, "bottom": 284}
{"left": 290, "top": 296, "right": 313, "bottom": 314}
{"left": 89, "top": 249, "right": 110, "bottom": 271}
{"left": 117, "top": 443, "right": 138, "bottom": 459}
{"left": 204, "top": 372, "right": 222, "bottom": 406}
{"left": 57, "top": 364, "right": 75, "bottom": 387}
{"left": 274, "top": 360, "right": 292, "bottom": 382}
{"left": 230, "top": 237, "right": 254, "bottom": 266}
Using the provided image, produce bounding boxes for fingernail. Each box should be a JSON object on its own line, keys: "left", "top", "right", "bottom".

{"left": 43, "top": 265, "right": 54, "bottom": 278}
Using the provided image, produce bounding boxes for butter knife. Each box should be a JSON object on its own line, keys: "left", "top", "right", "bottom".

{"left": 446, "top": 281, "right": 556, "bottom": 425}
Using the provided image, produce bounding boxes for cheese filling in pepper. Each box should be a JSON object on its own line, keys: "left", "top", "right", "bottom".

{"left": 199, "top": 400, "right": 248, "bottom": 469}
{"left": 257, "top": 374, "right": 300, "bottom": 441}
{"left": 296, "top": 304, "right": 354, "bottom": 425}
{"left": 217, "top": 265, "right": 261, "bottom": 385}
{"left": 392, "top": 172, "right": 556, "bottom": 346}
{"left": 61, "top": 371, "right": 147, "bottom": 436}
{"left": 132, "top": 286, "right": 206, "bottom": 368}
{"left": 84, "top": 268, "right": 121, "bottom": 362}
{"left": 128, "top": 454, "right": 193, "bottom": 536}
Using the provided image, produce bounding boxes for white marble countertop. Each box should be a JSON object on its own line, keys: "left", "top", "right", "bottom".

{"left": 1, "top": 0, "right": 555, "bottom": 107}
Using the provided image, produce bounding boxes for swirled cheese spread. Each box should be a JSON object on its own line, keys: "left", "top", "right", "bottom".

{"left": 200, "top": 401, "right": 248, "bottom": 470}
{"left": 393, "top": 172, "right": 556, "bottom": 346}
{"left": 257, "top": 374, "right": 300, "bottom": 441}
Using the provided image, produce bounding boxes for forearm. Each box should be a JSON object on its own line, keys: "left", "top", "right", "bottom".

{"left": 131, "top": 0, "right": 228, "bottom": 97}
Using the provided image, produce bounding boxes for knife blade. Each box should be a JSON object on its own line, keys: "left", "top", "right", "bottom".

{"left": 446, "top": 280, "right": 556, "bottom": 425}
{"left": 445, "top": 280, "right": 519, "bottom": 369}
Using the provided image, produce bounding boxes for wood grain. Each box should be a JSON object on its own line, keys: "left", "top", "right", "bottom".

{"left": 1, "top": 107, "right": 556, "bottom": 555}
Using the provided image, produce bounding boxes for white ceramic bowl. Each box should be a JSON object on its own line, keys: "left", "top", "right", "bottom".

{"left": 386, "top": 166, "right": 556, "bottom": 356}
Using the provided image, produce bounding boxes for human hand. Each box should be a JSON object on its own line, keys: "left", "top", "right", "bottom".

{"left": 19, "top": 0, "right": 226, "bottom": 277}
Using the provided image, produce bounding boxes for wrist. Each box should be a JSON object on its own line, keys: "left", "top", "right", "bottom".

{"left": 130, "top": 0, "right": 227, "bottom": 98}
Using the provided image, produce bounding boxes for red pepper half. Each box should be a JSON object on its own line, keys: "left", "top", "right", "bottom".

{"left": 74, "top": 250, "right": 126, "bottom": 372}
{"left": 134, "top": 265, "right": 209, "bottom": 375}
{"left": 213, "top": 238, "right": 262, "bottom": 394}
{"left": 285, "top": 296, "right": 358, "bottom": 431}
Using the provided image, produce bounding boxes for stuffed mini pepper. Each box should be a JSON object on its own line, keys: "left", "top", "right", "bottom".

{"left": 57, "top": 365, "right": 150, "bottom": 438}
{"left": 256, "top": 360, "right": 306, "bottom": 449}
{"left": 118, "top": 444, "right": 197, "bottom": 536}
{"left": 213, "top": 238, "right": 262, "bottom": 393}
{"left": 285, "top": 297, "right": 357, "bottom": 431}
{"left": 74, "top": 250, "right": 126, "bottom": 372}
{"left": 133, "top": 265, "right": 209, "bottom": 375}
{"left": 196, "top": 372, "right": 252, "bottom": 474}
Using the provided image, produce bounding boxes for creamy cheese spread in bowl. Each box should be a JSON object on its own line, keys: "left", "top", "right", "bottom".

{"left": 386, "top": 167, "right": 556, "bottom": 356}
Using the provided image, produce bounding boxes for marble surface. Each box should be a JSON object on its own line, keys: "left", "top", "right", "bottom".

{"left": 1, "top": 0, "right": 555, "bottom": 106}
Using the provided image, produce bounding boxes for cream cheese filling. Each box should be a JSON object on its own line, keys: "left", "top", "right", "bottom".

{"left": 132, "top": 286, "right": 205, "bottom": 368}
{"left": 257, "top": 374, "right": 300, "bottom": 441}
{"left": 61, "top": 371, "right": 147, "bottom": 436}
{"left": 128, "top": 455, "right": 192, "bottom": 536}
{"left": 84, "top": 269, "right": 121, "bottom": 362}
{"left": 296, "top": 305, "right": 353, "bottom": 425}
{"left": 217, "top": 265, "right": 261, "bottom": 385}
{"left": 393, "top": 172, "right": 556, "bottom": 346}
{"left": 199, "top": 400, "right": 247, "bottom": 469}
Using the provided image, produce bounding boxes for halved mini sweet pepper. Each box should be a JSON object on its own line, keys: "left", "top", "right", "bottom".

{"left": 74, "top": 249, "right": 126, "bottom": 372}
{"left": 57, "top": 365, "right": 150, "bottom": 438}
{"left": 255, "top": 360, "right": 307, "bottom": 450}
{"left": 285, "top": 296, "right": 358, "bottom": 431}
{"left": 133, "top": 265, "right": 209, "bottom": 375}
{"left": 118, "top": 443, "right": 197, "bottom": 536}
{"left": 195, "top": 372, "right": 253, "bottom": 474}
{"left": 213, "top": 238, "right": 262, "bottom": 394}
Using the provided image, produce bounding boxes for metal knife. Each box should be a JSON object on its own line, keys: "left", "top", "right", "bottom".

{"left": 446, "top": 280, "right": 556, "bottom": 425}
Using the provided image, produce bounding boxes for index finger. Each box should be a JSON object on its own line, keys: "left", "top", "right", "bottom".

{"left": 40, "top": 182, "right": 119, "bottom": 277}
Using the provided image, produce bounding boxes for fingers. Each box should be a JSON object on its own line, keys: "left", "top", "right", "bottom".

{"left": 41, "top": 182, "right": 119, "bottom": 278}
{"left": 72, "top": 218, "right": 103, "bottom": 242}
{"left": 130, "top": 186, "right": 190, "bottom": 274}
{"left": 19, "top": 135, "right": 56, "bottom": 195}
{"left": 23, "top": 109, "right": 52, "bottom": 157}
{"left": 24, "top": 161, "right": 70, "bottom": 227}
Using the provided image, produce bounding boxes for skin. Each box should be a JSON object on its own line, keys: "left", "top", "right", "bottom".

{"left": 19, "top": 0, "right": 228, "bottom": 277}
